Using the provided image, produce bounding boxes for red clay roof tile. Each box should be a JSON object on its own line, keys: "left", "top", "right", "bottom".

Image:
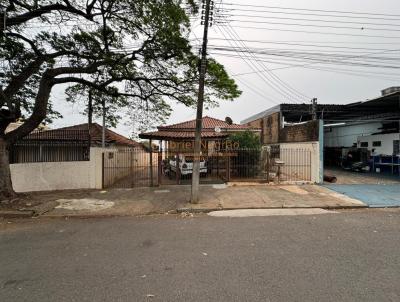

{"left": 25, "top": 123, "right": 142, "bottom": 147}
{"left": 157, "top": 116, "right": 250, "bottom": 130}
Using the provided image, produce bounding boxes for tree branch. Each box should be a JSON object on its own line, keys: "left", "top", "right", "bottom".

{"left": 5, "top": 32, "right": 42, "bottom": 55}
{"left": 3, "top": 50, "right": 95, "bottom": 102}
{"left": 5, "top": 70, "right": 54, "bottom": 143}
{"left": 6, "top": 3, "right": 95, "bottom": 28}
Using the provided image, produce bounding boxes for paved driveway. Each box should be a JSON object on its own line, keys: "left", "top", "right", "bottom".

{"left": 325, "top": 184, "right": 400, "bottom": 207}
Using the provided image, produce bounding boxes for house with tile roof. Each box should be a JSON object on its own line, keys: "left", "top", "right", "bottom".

{"left": 10, "top": 123, "right": 143, "bottom": 164}
{"left": 140, "top": 116, "right": 260, "bottom": 140}
{"left": 139, "top": 116, "right": 261, "bottom": 152}
{"left": 55, "top": 123, "right": 142, "bottom": 148}
{"left": 19, "top": 123, "right": 142, "bottom": 147}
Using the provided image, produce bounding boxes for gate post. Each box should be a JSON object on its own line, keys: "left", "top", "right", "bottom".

{"left": 175, "top": 151, "right": 180, "bottom": 185}
{"left": 266, "top": 146, "right": 271, "bottom": 183}
{"left": 226, "top": 155, "right": 231, "bottom": 182}
{"left": 101, "top": 152, "right": 105, "bottom": 189}
{"left": 158, "top": 150, "right": 162, "bottom": 186}
{"left": 149, "top": 139, "right": 154, "bottom": 187}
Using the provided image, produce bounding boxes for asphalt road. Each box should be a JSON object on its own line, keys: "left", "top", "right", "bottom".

{"left": 1, "top": 209, "right": 399, "bottom": 302}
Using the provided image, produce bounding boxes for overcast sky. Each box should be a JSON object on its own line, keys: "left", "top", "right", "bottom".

{"left": 51, "top": 0, "right": 400, "bottom": 137}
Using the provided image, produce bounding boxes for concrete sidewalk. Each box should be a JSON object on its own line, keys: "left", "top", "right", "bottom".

{"left": 41, "top": 184, "right": 366, "bottom": 217}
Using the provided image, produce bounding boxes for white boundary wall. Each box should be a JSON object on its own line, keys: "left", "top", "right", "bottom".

{"left": 11, "top": 148, "right": 104, "bottom": 193}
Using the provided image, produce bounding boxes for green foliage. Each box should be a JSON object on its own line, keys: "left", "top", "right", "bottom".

{"left": 228, "top": 131, "right": 262, "bottom": 178}
{"left": 229, "top": 131, "right": 261, "bottom": 150}
{"left": 0, "top": 0, "right": 241, "bottom": 139}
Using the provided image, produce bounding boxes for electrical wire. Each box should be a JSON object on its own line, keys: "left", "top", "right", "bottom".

{"left": 223, "top": 25, "right": 400, "bottom": 39}
{"left": 221, "top": 3, "right": 400, "bottom": 18}
{"left": 208, "top": 46, "right": 400, "bottom": 69}
{"left": 221, "top": 19, "right": 400, "bottom": 33}
{"left": 224, "top": 24, "right": 311, "bottom": 101}
{"left": 222, "top": 25, "right": 308, "bottom": 101}
{"left": 213, "top": 25, "right": 284, "bottom": 104}
{"left": 217, "top": 8, "right": 400, "bottom": 22}
{"left": 206, "top": 38, "right": 400, "bottom": 51}
{"left": 209, "top": 51, "right": 400, "bottom": 81}
{"left": 217, "top": 13, "right": 400, "bottom": 28}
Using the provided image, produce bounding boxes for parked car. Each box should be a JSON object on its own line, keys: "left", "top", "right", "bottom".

{"left": 168, "top": 154, "right": 207, "bottom": 176}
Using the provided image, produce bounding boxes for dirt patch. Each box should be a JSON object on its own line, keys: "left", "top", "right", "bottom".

{"left": 1, "top": 189, "right": 97, "bottom": 212}
{"left": 0, "top": 193, "right": 39, "bottom": 211}
{"left": 279, "top": 185, "right": 309, "bottom": 195}
{"left": 56, "top": 199, "right": 115, "bottom": 211}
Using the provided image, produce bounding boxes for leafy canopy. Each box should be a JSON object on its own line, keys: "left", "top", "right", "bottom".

{"left": 0, "top": 0, "right": 241, "bottom": 141}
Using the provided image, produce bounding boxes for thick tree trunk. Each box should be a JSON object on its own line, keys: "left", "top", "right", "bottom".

{"left": 0, "top": 138, "right": 16, "bottom": 201}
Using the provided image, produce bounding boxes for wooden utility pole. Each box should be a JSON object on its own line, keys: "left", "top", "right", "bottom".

{"left": 191, "top": 0, "right": 213, "bottom": 204}
{"left": 102, "top": 98, "right": 106, "bottom": 148}
{"left": 87, "top": 90, "right": 93, "bottom": 152}
{"left": 88, "top": 90, "right": 93, "bottom": 127}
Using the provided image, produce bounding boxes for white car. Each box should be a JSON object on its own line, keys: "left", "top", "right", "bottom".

{"left": 169, "top": 154, "right": 207, "bottom": 176}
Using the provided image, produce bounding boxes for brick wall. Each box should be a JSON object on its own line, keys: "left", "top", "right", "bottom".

{"left": 246, "top": 112, "right": 281, "bottom": 144}
{"left": 264, "top": 112, "right": 281, "bottom": 144}
{"left": 279, "top": 120, "right": 319, "bottom": 143}
{"left": 246, "top": 114, "right": 319, "bottom": 144}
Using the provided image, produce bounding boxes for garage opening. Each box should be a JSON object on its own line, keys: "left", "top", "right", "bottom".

{"left": 323, "top": 88, "right": 400, "bottom": 185}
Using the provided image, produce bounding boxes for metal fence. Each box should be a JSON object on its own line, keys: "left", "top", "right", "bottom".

{"left": 102, "top": 147, "right": 157, "bottom": 188}
{"left": 9, "top": 129, "right": 90, "bottom": 163}
{"left": 102, "top": 146, "right": 312, "bottom": 188}
{"left": 263, "top": 147, "right": 312, "bottom": 183}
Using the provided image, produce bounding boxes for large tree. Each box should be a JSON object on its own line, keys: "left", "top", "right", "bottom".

{"left": 0, "top": 0, "right": 241, "bottom": 200}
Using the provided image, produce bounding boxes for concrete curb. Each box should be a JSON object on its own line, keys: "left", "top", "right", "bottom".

{"left": 177, "top": 205, "right": 369, "bottom": 214}
{"left": 42, "top": 210, "right": 179, "bottom": 219}
{"left": 42, "top": 214, "right": 126, "bottom": 219}
{"left": 0, "top": 210, "right": 35, "bottom": 218}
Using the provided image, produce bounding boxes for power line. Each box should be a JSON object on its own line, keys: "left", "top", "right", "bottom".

{"left": 223, "top": 56, "right": 400, "bottom": 81}
{"left": 223, "top": 24, "right": 311, "bottom": 101}
{"left": 222, "top": 24, "right": 308, "bottom": 101}
{"left": 222, "top": 3, "right": 400, "bottom": 18}
{"left": 206, "top": 38, "right": 400, "bottom": 51}
{"left": 210, "top": 48, "right": 400, "bottom": 69}
{"left": 210, "top": 51, "right": 393, "bottom": 73}
{"left": 218, "top": 8, "right": 400, "bottom": 22}
{"left": 229, "top": 61, "right": 400, "bottom": 78}
{"left": 219, "top": 13, "right": 400, "bottom": 28}
{"left": 225, "top": 25, "right": 400, "bottom": 39}
{"left": 208, "top": 44, "right": 400, "bottom": 56}
{"left": 214, "top": 25, "right": 283, "bottom": 104}
{"left": 208, "top": 45, "right": 400, "bottom": 62}
{"left": 235, "top": 77, "right": 281, "bottom": 102}
{"left": 208, "top": 42, "right": 399, "bottom": 69}
{"left": 207, "top": 37, "right": 400, "bottom": 45}
{"left": 219, "top": 19, "right": 400, "bottom": 32}
{"left": 218, "top": 24, "right": 307, "bottom": 102}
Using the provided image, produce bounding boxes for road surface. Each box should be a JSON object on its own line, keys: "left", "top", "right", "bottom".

{"left": 1, "top": 209, "right": 399, "bottom": 302}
